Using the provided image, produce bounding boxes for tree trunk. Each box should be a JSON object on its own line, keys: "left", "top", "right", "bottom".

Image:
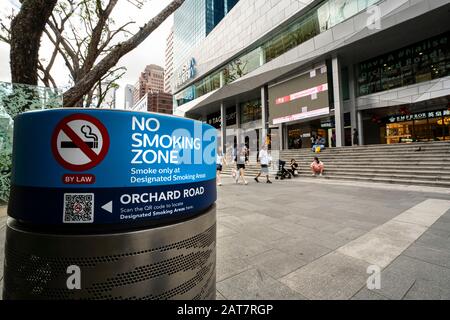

{"left": 10, "top": 0, "right": 58, "bottom": 86}
{"left": 63, "top": 0, "right": 185, "bottom": 107}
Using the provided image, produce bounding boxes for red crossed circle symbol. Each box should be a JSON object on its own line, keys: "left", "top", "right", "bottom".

{"left": 51, "top": 114, "right": 110, "bottom": 171}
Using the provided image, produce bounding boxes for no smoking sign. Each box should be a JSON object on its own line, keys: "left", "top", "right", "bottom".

{"left": 51, "top": 114, "right": 110, "bottom": 171}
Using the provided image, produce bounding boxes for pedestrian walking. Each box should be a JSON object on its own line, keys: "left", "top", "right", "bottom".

{"left": 235, "top": 146, "right": 248, "bottom": 185}
{"left": 255, "top": 144, "right": 272, "bottom": 184}
{"left": 216, "top": 147, "right": 225, "bottom": 186}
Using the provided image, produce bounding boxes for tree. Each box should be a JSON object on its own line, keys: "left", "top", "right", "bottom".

{"left": 8, "top": 0, "right": 58, "bottom": 86}
{"left": 2, "top": 0, "right": 185, "bottom": 108}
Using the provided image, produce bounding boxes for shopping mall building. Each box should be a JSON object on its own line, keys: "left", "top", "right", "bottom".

{"left": 172, "top": 0, "right": 450, "bottom": 156}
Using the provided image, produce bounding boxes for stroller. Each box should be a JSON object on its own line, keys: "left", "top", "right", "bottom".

{"left": 275, "top": 160, "right": 292, "bottom": 180}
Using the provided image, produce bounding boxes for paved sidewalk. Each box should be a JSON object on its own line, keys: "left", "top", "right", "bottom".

{"left": 215, "top": 177, "right": 450, "bottom": 300}
{"left": 1, "top": 178, "right": 450, "bottom": 300}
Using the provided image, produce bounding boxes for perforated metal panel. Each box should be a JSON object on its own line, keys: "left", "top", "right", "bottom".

{"left": 2, "top": 207, "right": 216, "bottom": 300}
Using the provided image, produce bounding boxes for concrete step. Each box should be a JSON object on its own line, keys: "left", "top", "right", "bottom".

{"left": 295, "top": 174, "right": 450, "bottom": 188}
{"left": 280, "top": 152, "right": 450, "bottom": 158}
{"left": 223, "top": 168, "right": 450, "bottom": 181}
{"left": 224, "top": 142, "right": 450, "bottom": 188}
{"left": 297, "top": 171, "right": 450, "bottom": 182}
{"left": 285, "top": 158, "right": 450, "bottom": 167}
{"left": 292, "top": 167, "right": 450, "bottom": 176}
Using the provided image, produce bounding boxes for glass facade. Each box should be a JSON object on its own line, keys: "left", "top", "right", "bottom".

{"left": 357, "top": 32, "right": 450, "bottom": 96}
{"left": 174, "top": 0, "right": 240, "bottom": 72}
{"left": 195, "top": 70, "right": 221, "bottom": 97}
{"left": 175, "top": 0, "right": 383, "bottom": 108}
{"left": 173, "top": 0, "right": 207, "bottom": 72}
{"left": 223, "top": 48, "right": 262, "bottom": 84}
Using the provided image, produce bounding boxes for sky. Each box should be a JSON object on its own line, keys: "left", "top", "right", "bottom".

{"left": 0, "top": 0, "right": 174, "bottom": 108}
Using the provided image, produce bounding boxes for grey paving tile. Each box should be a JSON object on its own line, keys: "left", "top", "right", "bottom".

{"left": 334, "top": 227, "right": 367, "bottom": 241}
{"left": 403, "top": 244, "right": 450, "bottom": 269}
{"left": 282, "top": 215, "right": 343, "bottom": 233}
{"left": 351, "top": 288, "right": 389, "bottom": 300}
{"left": 240, "top": 225, "right": 288, "bottom": 243}
{"left": 217, "top": 224, "right": 238, "bottom": 239}
{"left": 270, "top": 238, "right": 331, "bottom": 263}
{"left": 243, "top": 249, "right": 307, "bottom": 279}
{"left": 404, "top": 280, "right": 450, "bottom": 300}
{"left": 383, "top": 255, "right": 450, "bottom": 288}
{"left": 216, "top": 256, "right": 251, "bottom": 282}
{"left": 429, "top": 220, "right": 450, "bottom": 235}
{"left": 216, "top": 290, "right": 227, "bottom": 300}
{"left": 376, "top": 269, "right": 415, "bottom": 300}
{"left": 217, "top": 268, "right": 307, "bottom": 300}
{"left": 415, "top": 231, "right": 450, "bottom": 253}
{"left": 280, "top": 252, "right": 370, "bottom": 300}
{"left": 217, "top": 234, "right": 271, "bottom": 260}
{"left": 337, "top": 220, "right": 427, "bottom": 268}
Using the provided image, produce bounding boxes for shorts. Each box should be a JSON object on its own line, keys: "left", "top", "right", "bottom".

{"left": 237, "top": 164, "right": 246, "bottom": 170}
{"left": 312, "top": 163, "right": 324, "bottom": 173}
{"left": 216, "top": 164, "right": 223, "bottom": 172}
{"left": 260, "top": 164, "right": 269, "bottom": 174}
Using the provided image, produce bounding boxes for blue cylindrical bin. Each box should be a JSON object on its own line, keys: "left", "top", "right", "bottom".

{"left": 3, "top": 109, "right": 217, "bottom": 300}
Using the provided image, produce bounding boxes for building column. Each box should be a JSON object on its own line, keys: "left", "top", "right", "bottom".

{"left": 259, "top": 47, "right": 266, "bottom": 67}
{"left": 235, "top": 100, "right": 242, "bottom": 146}
{"left": 261, "top": 85, "right": 268, "bottom": 147}
{"left": 279, "top": 124, "right": 284, "bottom": 150}
{"left": 220, "top": 102, "right": 226, "bottom": 152}
{"left": 332, "top": 56, "right": 345, "bottom": 148}
{"left": 220, "top": 70, "right": 225, "bottom": 88}
{"left": 348, "top": 64, "right": 357, "bottom": 145}
{"left": 357, "top": 110, "right": 364, "bottom": 145}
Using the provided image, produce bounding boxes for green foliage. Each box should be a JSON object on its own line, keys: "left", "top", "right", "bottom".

{"left": 0, "top": 149, "right": 11, "bottom": 204}
{"left": 0, "top": 81, "right": 63, "bottom": 204}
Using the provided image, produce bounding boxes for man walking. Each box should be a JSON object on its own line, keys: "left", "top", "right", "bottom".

{"left": 255, "top": 144, "right": 272, "bottom": 184}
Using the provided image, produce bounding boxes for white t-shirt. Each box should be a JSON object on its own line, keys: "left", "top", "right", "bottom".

{"left": 259, "top": 149, "right": 270, "bottom": 165}
{"left": 216, "top": 154, "right": 223, "bottom": 165}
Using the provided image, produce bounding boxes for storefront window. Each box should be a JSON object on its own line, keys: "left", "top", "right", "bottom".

{"left": 384, "top": 108, "right": 450, "bottom": 144}
{"left": 358, "top": 32, "right": 450, "bottom": 96}
{"left": 240, "top": 99, "right": 261, "bottom": 124}
{"left": 386, "top": 121, "right": 413, "bottom": 144}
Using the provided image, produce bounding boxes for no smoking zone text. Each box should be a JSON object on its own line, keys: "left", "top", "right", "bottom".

{"left": 130, "top": 116, "right": 215, "bottom": 165}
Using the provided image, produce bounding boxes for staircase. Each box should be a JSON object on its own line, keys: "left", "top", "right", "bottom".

{"left": 222, "top": 141, "right": 450, "bottom": 188}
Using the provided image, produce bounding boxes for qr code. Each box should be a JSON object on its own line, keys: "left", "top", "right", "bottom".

{"left": 63, "top": 193, "right": 94, "bottom": 223}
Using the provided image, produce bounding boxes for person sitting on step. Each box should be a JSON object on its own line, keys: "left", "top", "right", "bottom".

{"left": 310, "top": 157, "right": 324, "bottom": 177}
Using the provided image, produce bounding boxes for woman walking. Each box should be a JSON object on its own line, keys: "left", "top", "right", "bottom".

{"left": 216, "top": 147, "right": 225, "bottom": 186}
{"left": 235, "top": 146, "right": 248, "bottom": 185}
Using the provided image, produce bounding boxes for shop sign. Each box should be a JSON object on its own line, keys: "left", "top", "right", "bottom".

{"left": 206, "top": 107, "right": 237, "bottom": 129}
{"left": 387, "top": 109, "right": 450, "bottom": 124}
{"left": 321, "top": 119, "right": 334, "bottom": 128}
{"left": 275, "top": 84, "right": 328, "bottom": 105}
{"left": 176, "top": 58, "right": 196, "bottom": 89}
{"left": 273, "top": 107, "right": 330, "bottom": 125}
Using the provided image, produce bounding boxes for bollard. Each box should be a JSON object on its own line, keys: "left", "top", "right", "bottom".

{"left": 2, "top": 109, "right": 217, "bottom": 300}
